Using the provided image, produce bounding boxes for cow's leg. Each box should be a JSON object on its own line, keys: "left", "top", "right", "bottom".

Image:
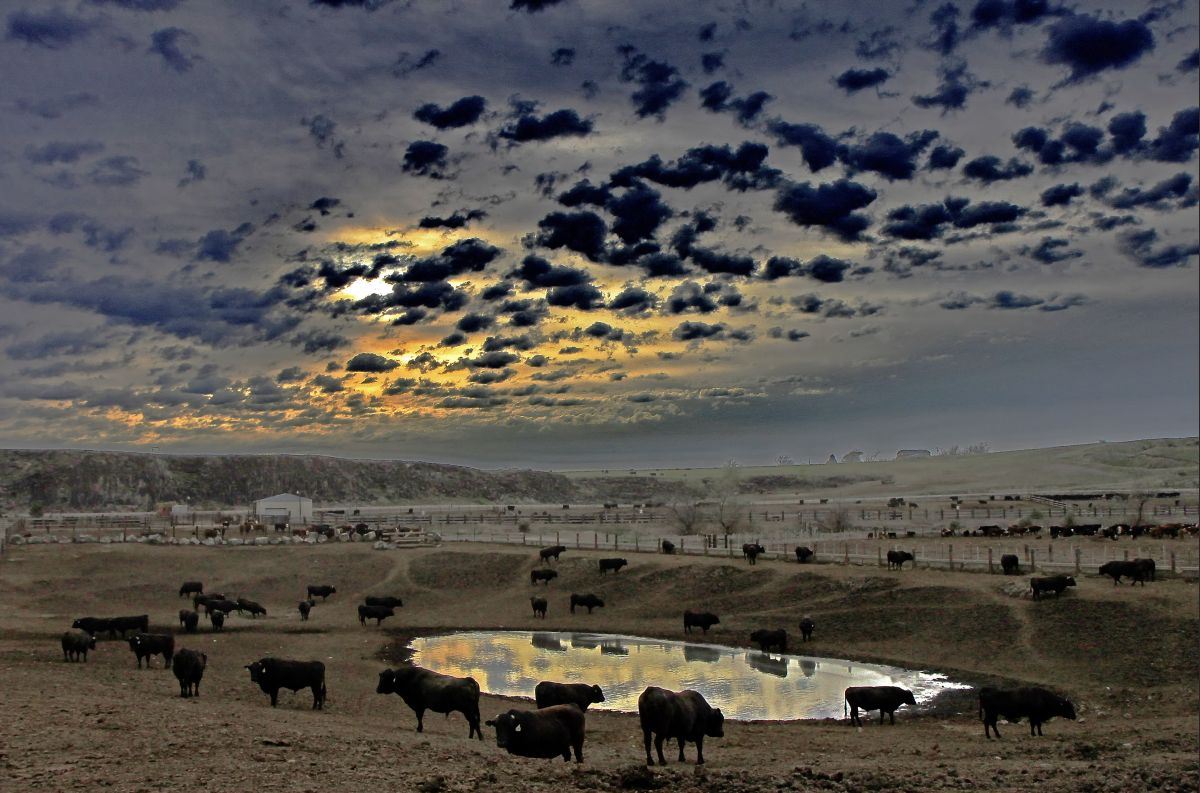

{"left": 677, "top": 737, "right": 686, "bottom": 762}
{"left": 572, "top": 736, "right": 583, "bottom": 763}
{"left": 415, "top": 708, "right": 425, "bottom": 732}
{"left": 270, "top": 688, "right": 279, "bottom": 707}
{"left": 850, "top": 705, "right": 860, "bottom": 726}
{"left": 879, "top": 709, "right": 886, "bottom": 725}
{"left": 889, "top": 709, "right": 896, "bottom": 725}
{"left": 654, "top": 735, "right": 667, "bottom": 765}
{"left": 643, "top": 729, "right": 654, "bottom": 765}
{"left": 694, "top": 736, "right": 705, "bottom": 764}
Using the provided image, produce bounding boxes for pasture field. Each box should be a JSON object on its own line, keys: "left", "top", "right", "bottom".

{"left": 1, "top": 542, "right": 1197, "bottom": 792}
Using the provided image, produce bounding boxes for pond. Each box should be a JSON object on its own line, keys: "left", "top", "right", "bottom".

{"left": 408, "top": 630, "right": 971, "bottom": 721}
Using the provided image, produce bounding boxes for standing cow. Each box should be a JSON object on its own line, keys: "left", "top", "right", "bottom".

{"left": 376, "top": 666, "right": 482, "bottom": 739}
{"left": 1000, "top": 554, "right": 1020, "bottom": 575}
{"left": 845, "top": 686, "right": 916, "bottom": 726}
{"left": 569, "top": 594, "right": 604, "bottom": 614}
{"left": 1030, "top": 575, "right": 1076, "bottom": 599}
{"left": 979, "top": 686, "right": 1076, "bottom": 738}
{"left": 178, "top": 581, "right": 204, "bottom": 598}
{"left": 742, "top": 543, "right": 765, "bottom": 565}
{"left": 598, "top": 558, "right": 627, "bottom": 574}
{"left": 886, "top": 551, "right": 914, "bottom": 570}
{"left": 535, "top": 681, "right": 605, "bottom": 711}
{"left": 172, "top": 648, "right": 207, "bottom": 698}
{"left": 794, "top": 546, "right": 814, "bottom": 563}
{"left": 530, "top": 596, "right": 548, "bottom": 618}
{"left": 298, "top": 599, "right": 314, "bottom": 621}
{"left": 531, "top": 569, "right": 558, "bottom": 585}
{"left": 61, "top": 629, "right": 96, "bottom": 662}
{"left": 749, "top": 629, "right": 787, "bottom": 653}
{"left": 683, "top": 611, "right": 720, "bottom": 634}
{"left": 245, "top": 658, "right": 326, "bottom": 709}
{"left": 638, "top": 687, "right": 724, "bottom": 766}
{"left": 539, "top": 545, "right": 567, "bottom": 564}
{"left": 307, "top": 585, "right": 337, "bottom": 601}
{"left": 128, "top": 633, "right": 175, "bottom": 669}
{"left": 798, "top": 616, "right": 814, "bottom": 642}
{"left": 178, "top": 609, "right": 199, "bottom": 633}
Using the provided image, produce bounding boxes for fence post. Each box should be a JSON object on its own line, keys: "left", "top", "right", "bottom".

{"left": 878, "top": 547, "right": 883, "bottom": 567}
{"left": 1074, "top": 547, "right": 1081, "bottom": 573}
{"left": 988, "top": 547, "right": 994, "bottom": 573}
{"left": 843, "top": 543, "right": 849, "bottom": 565}
{"left": 1030, "top": 549, "right": 1036, "bottom": 572}
{"left": 1170, "top": 551, "right": 1176, "bottom": 574}
{"left": 1047, "top": 543, "right": 1053, "bottom": 564}
{"left": 575, "top": 532, "right": 580, "bottom": 549}
{"left": 1123, "top": 549, "right": 1129, "bottom": 561}
{"left": 948, "top": 544, "right": 954, "bottom": 570}
{"left": 911, "top": 548, "right": 917, "bottom": 569}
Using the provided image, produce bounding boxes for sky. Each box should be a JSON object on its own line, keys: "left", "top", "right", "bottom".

{"left": 0, "top": 0, "right": 1197, "bottom": 470}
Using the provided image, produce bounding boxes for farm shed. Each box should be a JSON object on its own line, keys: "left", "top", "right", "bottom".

{"left": 253, "top": 493, "right": 313, "bottom": 524}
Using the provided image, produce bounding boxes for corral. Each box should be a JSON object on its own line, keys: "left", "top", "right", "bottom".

{"left": 1, "top": 541, "right": 1196, "bottom": 792}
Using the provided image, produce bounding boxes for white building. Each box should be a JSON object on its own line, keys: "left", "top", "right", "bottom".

{"left": 253, "top": 493, "right": 313, "bottom": 524}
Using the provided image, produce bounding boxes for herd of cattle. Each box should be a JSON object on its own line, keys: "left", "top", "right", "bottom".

{"left": 51, "top": 534, "right": 1167, "bottom": 767}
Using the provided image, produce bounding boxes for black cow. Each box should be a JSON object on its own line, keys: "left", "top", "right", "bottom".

{"left": 487, "top": 704, "right": 586, "bottom": 762}
{"left": 742, "top": 543, "right": 765, "bottom": 565}
{"left": 205, "top": 599, "right": 238, "bottom": 618}
{"left": 236, "top": 598, "right": 267, "bottom": 617}
{"left": 307, "top": 585, "right": 336, "bottom": 601}
{"left": 1099, "top": 560, "right": 1150, "bottom": 586}
{"left": 887, "top": 550, "right": 914, "bottom": 570}
{"left": 598, "top": 558, "right": 627, "bottom": 574}
{"left": 71, "top": 617, "right": 111, "bottom": 636}
{"left": 750, "top": 629, "right": 787, "bottom": 653}
{"left": 110, "top": 615, "right": 150, "bottom": 637}
{"left": 298, "top": 599, "right": 314, "bottom": 621}
{"left": 661, "top": 539, "right": 676, "bottom": 554}
{"left": 979, "top": 686, "right": 1076, "bottom": 738}
{"left": 246, "top": 658, "right": 326, "bottom": 709}
{"left": 569, "top": 593, "right": 604, "bottom": 614}
{"left": 1134, "top": 558, "right": 1156, "bottom": 581}
{"left": 178, "top": 581, "right": 203, "bottom": 598}
{"left": 358, "top": 604, "right": 395, "bottom": 626}
{"left": 376, "top": 666, "right": 482, "bottom": 738}
{"left": 1000, "top": 554, "right": 1020, "bottom": 575}
{"left": 530, "top": 596, "right": 547, "bottom": 618}
{"left": 845, "top": 685, "right": 916, "bottom": 726}
{"left": 172, "top": 648, "right": 207, "bottom": 698}
{"left": 178, "top": 609, "right": 199, "bottom": 633}
{"left": 210, "top": 610, "right": 225, "bottom": 631}
{"left": 61, "top": 629, "right": 96, "bottom": 662}
{"left": 531, "top": 569, "right": 558, "bottom": 585}
{"left": 535, "top": 681, "right": 605, "bottom": 711}
{"left": 683, "top": 610, "right": 720, "bottom": 634}
{"left": 539, "top": 545, "right": 567, "bottom": 563}
{"left": 1030, "top": 575, "right": 1076, "bottom": 599}
{"left": 365, "top": 596, "right": 404, "bottom": 608}
{"left": 799, "top": 616, "right": 814, "bottom": 642}
{"left": 638, "top": 687, "right": 724, "bottom": 766}
{"left": 128, "top": 633, "right": 175, "bottom": 669}
{"left": 795, "top": 546, "right": 814, "bottom": 563}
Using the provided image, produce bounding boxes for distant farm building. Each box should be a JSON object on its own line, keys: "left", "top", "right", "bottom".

{"left": 826, "top": 454, "right": 838, "bottom": 464}
{"left": 253, "top": 493, "right": 313, "bottom": 524}
{"left": 842, "top": 450, "right": 864, "bottom": 463}
{"left": 896, "top": 449, "right": 932, "bottom": 460}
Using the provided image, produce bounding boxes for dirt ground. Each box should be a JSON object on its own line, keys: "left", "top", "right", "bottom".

{"left": 1, "top": 542, "right": 1196, "bottom": 792}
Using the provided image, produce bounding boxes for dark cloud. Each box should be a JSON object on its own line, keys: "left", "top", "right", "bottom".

{"left": 1012, "top": 122, "right": 1110, "bottom": 166}
{"left": 402, "top": 140, "right": 449, "bottom": 177}
{"left": 196, "top": 222, "right": 254, "bottom": 262}
{"left": 764, "top": 120, "right": 839, "bottom": 172}
{"left": 924, "top": 3, "right": 961, "bottom": 55}
{"left": 480, "top": 282, "right": 514, "bottom": 302}
{"left": 701, "top": 51, "right": 724, "bottom": 74}
{"left": 1006, "top": 86, "right": 1036, "bottom": 108}
{"left": 962, "top": 155, "right": 1034, "bottom": 183}
{"left": 1108, "top": 111, "right": 1147, "bottom": 155}
{"left": 345, "top": 352, "right": 400, "bottom": 372}
{"left": 608, "top": 286, "right": 657, "bottom": 315}
{"left": 1144, "top": 107, "right": 1199, "bottom": 163}
{"left": 25, "top": 141, "right": 104, "bottom": 165}
{"left": 1025, "top": 237, "right": 1082, "bottom": 264}
{"left": 769, "top": 327, "right": 811, "bottom": 341}
{"left": 940, "top": 290, "right": 1087, "bottom": 311}
{"left": 610, "top": 142, "right": 778, "bottom": 191}
{"left": 455, "top": 313, "right": 494, "bottom": 333}
{"left": 1179, "top": 49, "right": 1200, "bottom": 74}
{"left": 618, "top": 47, "right": 688, "bottom": 119}
{"left": 856, "top": 27, "right": 901, "bottom": 60}
{"left": 6, "top": 8, "right": 96, "bottom": 48}
{"left": 927, "top": 144, "right": 965, "bottom": 169}
{"left": 883, "top": 198, "right": 1026, "bottom": 240}
{"left": 533, "top": 210, "right": 607, "bottom": 261}
{"left": 838, "top": 130, "right": 939, "bottom": 180}
{"left": 413, "top": 95, "right": 487, "bottom": 129}
{"left": 607, "top": 183, "right": 672, "bottom": 244}
{"left": 305, "top": 114, "right": 344, "bottom": 158}
{"left": 969, "top": 0, "right": 1063, "bottom": 32}
{"left": 510, "top": 0, "right": 570, "bottom": 11}
{"left": 178, "top": 159, "right": 206, "bottom": 187}
{"left": 912, "top": 61, "right": 987, "bottom": 112}
{"left": 510, "top": 254, "right": 590, "bottom": 288}
{"left": 699, "top": 81, "right": 772, "bottom": 125}
{"left": 1040, "top": 182, "right": 1084, "bottom": 206}
{"left": 393, "top": 49, "right": 440, "bottom": 78}
{"left": 1106, "top": 172, "right": 1194, "bottom": 211}
{"left": 418, "top": 209, "right": 487, "bottom": 229}
{"left": 688, "top": 247, "right": 755, "bottom": 276}
{"left": 87, "top": 156, "right": 148, "bottom": 187}
{"left": 396, "top": 238, "right": 501, "bottom": 282}
{"left": 310, "top": 197, "right": 341, "bottom": 216}
{"left": 673, "top": 320, "right": 727, "bottom": 341}
{"left": 90, "top": 0, "right": 184, "bottom": 9}
{"left": 291, "top": 329, "right": 347, "bottom": 354}
{"left": 557, "top": 180, "right": 611, "bottom": 207}
{"left": 14, "top": 92, "right": 98, "bottom": 119}
{"left": 550, "top": 47, "right": 574, "bottom": 66}
{"left": 1117, "top": 228, "right": 1199, "bottom": 268}
{"left": 546, "top": 283, "right": 604, "bottom": 310}
{"left": 1042, "top": 14, "right": 1155, "bottom": 83}
{"left": 496, "top": 108, "right": 592, "bottom": 143}
{"left": 834, "top": 67, "right": 891, "bottom": 94}
{"left": 148, "top": 27, "right": 198, "bottom": 72}
{"left": 772, "top": 179, "right": 877, "bottom": 241}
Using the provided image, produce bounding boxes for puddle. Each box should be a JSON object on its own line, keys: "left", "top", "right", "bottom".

{"left": 408, "top": 630, "right": 971, "bottom": 721}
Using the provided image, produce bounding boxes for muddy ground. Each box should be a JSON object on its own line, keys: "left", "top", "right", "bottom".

{"left": 0, "top": 543, "right": 1196, "bottom": 792}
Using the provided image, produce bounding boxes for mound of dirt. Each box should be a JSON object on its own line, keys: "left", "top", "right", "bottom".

{"left": 408, "top": 551, "right": 530, "bottom": 590}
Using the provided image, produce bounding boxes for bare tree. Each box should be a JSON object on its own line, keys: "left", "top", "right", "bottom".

{"left": 1130, "top": 490, "right": 1153, "bottom": 528}
{"left": 712, "top": 462, "right": 746, "bottom": 535}
{"left": 664, "top": 483, "right": 706, "bottom": 535}
{"left": 817, "top": 506, "right": 855, "bottom": 534}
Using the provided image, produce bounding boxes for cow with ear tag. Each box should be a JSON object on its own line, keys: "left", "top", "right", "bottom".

{"left": 485, "top": 704, "right": 586, "bottom": 762}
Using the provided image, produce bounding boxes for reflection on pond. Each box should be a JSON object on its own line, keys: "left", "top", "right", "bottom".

{"left": 408, "top": 630, "right": 971, "bottom": 721}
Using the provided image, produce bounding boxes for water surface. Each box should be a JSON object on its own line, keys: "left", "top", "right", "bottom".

{"left": 408, "top": 630, "right": 970, "bottom": 721}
